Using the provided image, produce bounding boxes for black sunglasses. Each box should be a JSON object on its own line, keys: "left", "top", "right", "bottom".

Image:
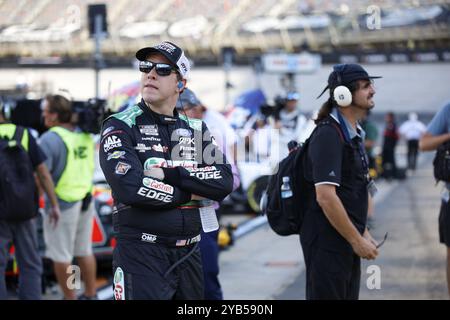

{"left": 139, "top": 60, "right": 177, "bottom": 76}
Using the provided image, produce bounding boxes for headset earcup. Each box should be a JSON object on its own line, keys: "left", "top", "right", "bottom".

{"left": 333, "top": 85, "right": 352, "bottom": 107}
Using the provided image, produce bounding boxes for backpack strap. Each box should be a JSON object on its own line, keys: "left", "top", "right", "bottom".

{"left": 329, "top": 122, "right": 345, "bottom": 143}
{"left": 316, "top": 119, "right": 345, "bottom": 143}
{"left": 11, "top": 126, "right": 24, "bottom": 147}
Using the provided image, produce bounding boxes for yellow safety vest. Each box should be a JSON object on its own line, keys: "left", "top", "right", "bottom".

{"left": 0, "top": 123, "right": 29, "bottom": 151}
{"left": 50, "top": 126, "right": 94, "bottom": 202}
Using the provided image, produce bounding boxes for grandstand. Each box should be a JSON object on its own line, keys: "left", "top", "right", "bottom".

{"left": 0, "top": 0, "right": 449, "bottom": 65}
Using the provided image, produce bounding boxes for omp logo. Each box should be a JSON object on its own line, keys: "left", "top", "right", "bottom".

{"left": 137, "top": 187, "right": 173, "bottom": 203}
{"left": 180, "top": 62, "right": 188, "bottom": 73}
{"left": 141, "top": 233, "right": 157, "bottom": 243}
{"left": 103, "top": 136, "right": 122, "bottom": 152}
{"left": 143, "top": 177, "right": 174, "bottom": 194}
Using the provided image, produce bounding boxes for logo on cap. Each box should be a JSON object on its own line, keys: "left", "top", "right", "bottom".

{"left": 180, "top": 62, "right": 188, "bottom": 73}
{"left": 156, "top": 42, "right": 176, "bottom": 54}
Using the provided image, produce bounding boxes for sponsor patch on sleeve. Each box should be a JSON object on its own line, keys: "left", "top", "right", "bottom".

{"left": 115, "top": 162, "right": 131, "bottom": 175}
{"left": 103, "top": 135, "right": 122, "bottom": 152}
{"left": 142, "top": 177, "right": 174, "bottom": 194}
{"left": 107, "top": 150, "right": 126, "bottom": 161}
{"left": 189, "top": 166, "right": 222, "bottom": 180}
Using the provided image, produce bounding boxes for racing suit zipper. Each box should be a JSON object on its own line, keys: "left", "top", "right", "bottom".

{"left": 165, "top": 122, "right": 186, "bottom": 236}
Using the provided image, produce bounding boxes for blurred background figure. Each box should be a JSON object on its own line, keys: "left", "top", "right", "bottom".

{"left": 360, "top": 110, "right": 379, "bottom": 178}
{"left": 275, "top": 92, "right": 307, "bottom": 146}
{"left": 247, "top": 114, "right": 273, "bottom": 162}
{"left": 0, "top": 102, "right": 60, "bottom": 300}
{"left": 382, "top": 112, "right": 399, "bottom": 180}
{"left": 399, "top": 112, "right": 427, "bottom": 171}
{"left": 39, "top": 92, "right": 97, "bottom": 300}
{"left": 177, "top": 88, "right": 240, "bottom": 300}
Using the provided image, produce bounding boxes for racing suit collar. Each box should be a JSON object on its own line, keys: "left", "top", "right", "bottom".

{"left": 138, "top": 99, "right": 179, "bottom": 125}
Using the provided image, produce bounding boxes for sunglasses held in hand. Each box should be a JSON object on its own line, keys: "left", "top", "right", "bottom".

{"left": 376, "top": 232, "right": 388, "bottom": 249}
{"left": 139, "top": 60, "right": 177, "bottom": 76}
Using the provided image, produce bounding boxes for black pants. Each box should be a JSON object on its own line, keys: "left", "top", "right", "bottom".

{"left": 382, "top": 143, "right": 397, "bottom": 179}
{"left": 301, "top": 241, "right": 361, "bottom": 300}
{"left": 112, "top": 239, "right": 204, "bottom": 300}
{"left": 199, "top": 229, "right": 223, "bottom": 300}
{"left": 439, "top": 199, "right": 450, "bottom": 247}
{"left": 407, "top": 139, "right": 419, "bottom": 170}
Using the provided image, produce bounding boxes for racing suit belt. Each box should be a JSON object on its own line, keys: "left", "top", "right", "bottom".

{"left": 118, "top": 232, "right": 201, "bottom": 247}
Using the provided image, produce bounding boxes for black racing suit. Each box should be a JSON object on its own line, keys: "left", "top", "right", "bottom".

{"left": 99, "top": 100, "right": 233, "bottom": 300}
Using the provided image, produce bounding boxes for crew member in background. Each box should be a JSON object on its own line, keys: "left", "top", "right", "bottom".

{"left": 0, "top": 103, "right": 60, "bottom": 300}
{"left": 399, "top": 112, "right": 426, "bottom": 171}
{"left": 276, "top": 91, "right": 307, "bottom": 145}
{"left": 39, "top": 91, "right": 97, "bottom": 300}
{"left": 303, "top": 64, "right": 381, "bottom": 299}
{"left": 381, "top": 112, "right": 399, "bottom": 180}
{"left": 176, "top": 88, "right": 240, "bottom": 300}
{"left": 419, "top": 102, "right": 450, "bottom": 296}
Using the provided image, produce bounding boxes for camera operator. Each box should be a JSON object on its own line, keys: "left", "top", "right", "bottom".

{"left": 39, "top": 91, "right": 97, "bottom": 300}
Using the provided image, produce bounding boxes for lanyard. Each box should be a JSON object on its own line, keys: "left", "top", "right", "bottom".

{"left": 336, "top": 112, "right": 370, "bottom": 179}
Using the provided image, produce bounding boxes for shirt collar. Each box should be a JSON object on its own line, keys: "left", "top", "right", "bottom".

{"left": 139, "top": 99, "right": 179, "bottom": 125}
{"left": 330, "top": 108, "right": 365, "bottom": 140}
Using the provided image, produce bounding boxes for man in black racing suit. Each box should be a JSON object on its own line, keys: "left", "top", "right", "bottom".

{"left": 99, "top": 41, "right": 233, "bottom": 300}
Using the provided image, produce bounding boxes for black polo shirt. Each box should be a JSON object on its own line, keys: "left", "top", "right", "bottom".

{"left": 302, "top": 115, "right": 368, "bottom": 253}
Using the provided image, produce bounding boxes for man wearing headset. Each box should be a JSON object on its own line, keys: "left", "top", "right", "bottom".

{"left": 99, "top": 41, "right": 233, "bottom": 300}
{"left": 301, "top": 64, "right": 381, "bottom": 299}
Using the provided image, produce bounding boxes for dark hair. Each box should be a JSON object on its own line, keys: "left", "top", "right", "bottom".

{"left": 315, "top": 97, "right": 333, "bottom": 124}
{"left": 45, "top": 94, "right": 72, "bottom": 123}
{"left": 315, "top": 81, "right": 361, "bottom": 124}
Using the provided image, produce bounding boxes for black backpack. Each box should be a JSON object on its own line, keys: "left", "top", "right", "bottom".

{"left": 261, "top": 120, "right": 344, "bottom": 236}
{"left": 433, "top": 140, "right": 450, "bottom": 183}
{"left": 0, "top": 126, "right": 38, "bottom": 221}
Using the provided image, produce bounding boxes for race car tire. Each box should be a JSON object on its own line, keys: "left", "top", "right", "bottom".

{"left": 246, "top": 175, "right": 270, "bottom": 213}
